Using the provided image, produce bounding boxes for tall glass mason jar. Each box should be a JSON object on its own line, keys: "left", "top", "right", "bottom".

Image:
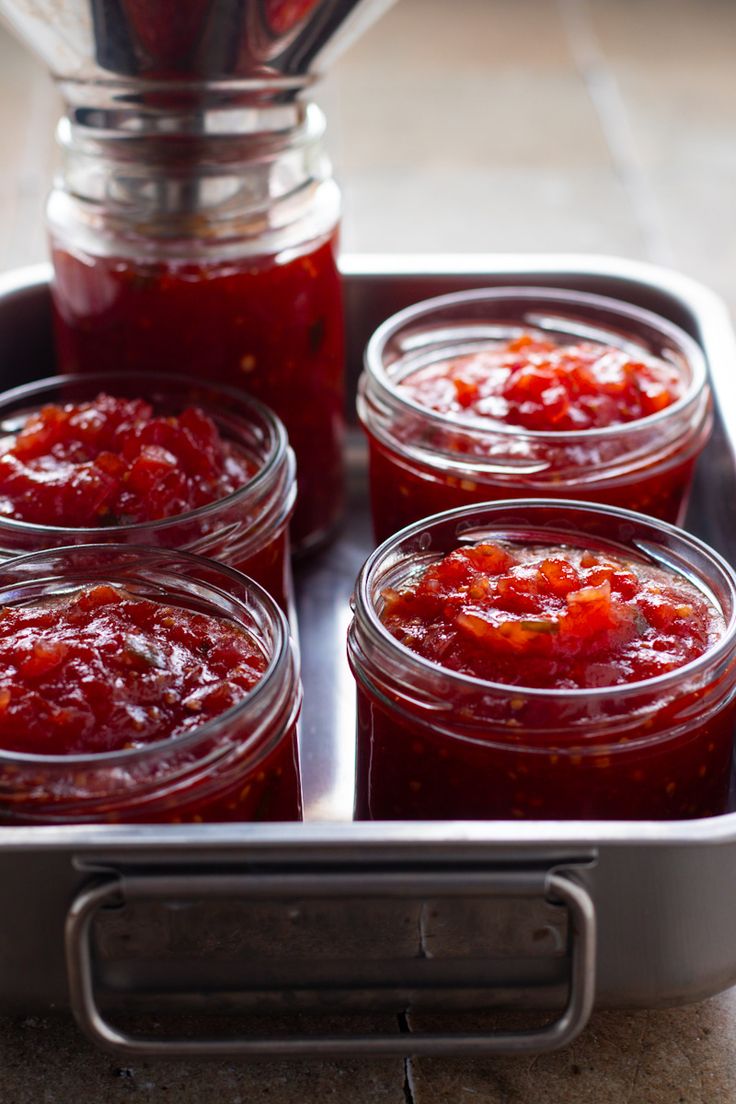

{"left": 47, "top": 100, "right": 344, "bottom": 552}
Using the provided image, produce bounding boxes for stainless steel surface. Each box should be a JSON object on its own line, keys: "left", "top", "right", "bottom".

{"left": 0, "top": 255, "right": 735, "bottom": 1058}
{"left": 0, "top": 0, "right": 398, "bottom": 128}
{"left": 0, "top": 0, "right": 397, "bottom": 87}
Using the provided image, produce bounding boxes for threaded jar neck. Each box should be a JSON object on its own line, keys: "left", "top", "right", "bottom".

{"left": 50, "top": 100, "right": 333, "bottom": 251}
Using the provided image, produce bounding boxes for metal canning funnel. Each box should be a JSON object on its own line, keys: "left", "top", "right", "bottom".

{"left": 0, "top": 0, "right": 397, "bottom": 129}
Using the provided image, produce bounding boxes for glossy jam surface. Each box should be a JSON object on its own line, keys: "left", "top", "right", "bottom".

{"left": 380, "top": 542, "right": 720, "bottom": 689}
{"left": 355, "top": 540, "right": 735, "bottom": 821}
{"left": 0, "top": 584, "right": 266, "bottom": 755}
{"left": 0, "top": 583, "right": 301, "bottom": 823}
{"left": 400, "top": 334, "right": 682, "bottom": 431}
{"left": 51, "top": 237, "right": 344, "bottom": 547}
{"left": 0, "top": 394, "right": 254, "bottom": 528}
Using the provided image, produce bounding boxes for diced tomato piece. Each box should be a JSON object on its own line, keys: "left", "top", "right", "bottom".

{"left": 126, "top": 445, "right": 178, "bottom": 495}
{"left": 560, "top": 581, "right": 618, "bottom": 635}
{"left": 77, "top": 585, "right": 123, "bottom": 610}
{"left": 20, "top": 641, "right": 69, "bottom": 678}
{"left": 505, "top": 365, "right": 557, "bottom": 403}
{"left": 464, "top": 542, "right": 517, "bottom": 575}
{"left": 540, "top": 558, "right": 581, "bottom": 596}
{"left": 11, "top": 405, "right": 66, "bottom": 459}
{"left": 452, "top": 377, "right": 478, "bottom": 408}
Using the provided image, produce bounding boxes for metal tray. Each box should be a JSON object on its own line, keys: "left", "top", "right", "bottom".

{"left": 0, "top": 253, "right": 736, "bottom": 1060}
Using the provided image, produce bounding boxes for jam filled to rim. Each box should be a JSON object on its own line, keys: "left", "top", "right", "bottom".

{"left": 398, "top": 332, "right": 683, "bottom": 432}
{"left": 0, "top": 583, "right": 267, "bottom": 756}
{"left": 380, "top": 540, "right": 723, "bottom": 690}
{"left": 0, "top": 393, "right": 256, "bottom": 528}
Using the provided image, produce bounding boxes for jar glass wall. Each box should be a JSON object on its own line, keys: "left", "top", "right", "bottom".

{"left": 48, "top": 103, "right": 344, "bottom": 552}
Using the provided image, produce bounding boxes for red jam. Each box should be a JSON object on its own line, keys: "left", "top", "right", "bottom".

{"left": 0, "top": 393, "right": 254, "bottom": 527}
{"left": 0, "top": 584, "right": 301, "bottom": 822}
{"left": 353, "top": 539, "right": 736, "bottom": 821}
{"left": 380, "top": 542, "right": 719, "bottom": 689}
{"left": 0, "top": 584, "right": 265, "bottom": 755}
{"left": 400, "top": 334, "right": 682, "bottom": 431}
{"left": 51, "top": 238, "right": 344, "bottom": 548}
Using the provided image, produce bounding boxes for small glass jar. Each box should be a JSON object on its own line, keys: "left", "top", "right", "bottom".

{"left": 348, "top": 500, "right": 736, "bottom": 821}
{"left": 358, "top": 288, "right": 712, "bottom": 542}
{"left": 0, "top": 371, "right": 296, "bottom": 617}
{"left": 48, "top": 101, "right": 344, "bottom": 552}
{"left": 0, "top": 545, "right": 302, "bottom": 824}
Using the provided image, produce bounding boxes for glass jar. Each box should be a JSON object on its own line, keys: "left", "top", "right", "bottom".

{"left": 0, "top": 545, "right": 302, "bottom": 824}
{"left": 0, "top": 372, "right": 296, "bottom": 617}
{"left": 358, "top": 288, "right": 712, "bottom": 542}
{"left": 348, "top": 500, "right": 736, "bottom": 821}
{"left": 47, "top": 100, "right": 344, "bottom": 552}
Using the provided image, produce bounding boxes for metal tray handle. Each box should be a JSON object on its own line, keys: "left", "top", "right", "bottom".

{"left": 65, "top": 867, "right": 596, "bottom": 1058}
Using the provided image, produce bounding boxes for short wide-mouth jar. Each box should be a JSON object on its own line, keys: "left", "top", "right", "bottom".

{"left": 0, "top": 544, "right": 302, "bottom": 824}
{"left": 348, "top": 500, "right": 736, "bottom": 821}
{"left": 0, "top": 371, "right": 296, "bottom": 615}
{"left": 358, "top": 288, "right": 712, "bottom": 542}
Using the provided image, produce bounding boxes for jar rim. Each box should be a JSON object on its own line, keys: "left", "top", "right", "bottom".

{"left": 0, "top": 370, "right": 291, "bottom": 538}
{"left": 0, "top": 543, "right": 298, "bottom": 768}
{"left": 362, "top": 286, "right": 709, "bottom": 445}
{"left": 352, "top": 498, "right": 736, "bottom": 703}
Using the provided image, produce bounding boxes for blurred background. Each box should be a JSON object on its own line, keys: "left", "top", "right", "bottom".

{"left": 0, "top": 0, "right": 734, "bottom": 311}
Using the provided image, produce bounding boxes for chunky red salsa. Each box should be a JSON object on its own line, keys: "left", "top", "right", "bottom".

{"left": 0, "top": 584, "right": 266, "bottom": 756}
{"left": 381, "top": 542, "right": 720, "bottom": 689}
{"left": 0, "top": 393, "right": 255, "bottom": 528}
{"left": 51, "top": 237, "right": 344, "bottom": 548}
{"left": 400, "top": 333, "right": 682, "bottom": 432}
{"left": 354, "top": 535, "right": 735, "bottom": 821}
